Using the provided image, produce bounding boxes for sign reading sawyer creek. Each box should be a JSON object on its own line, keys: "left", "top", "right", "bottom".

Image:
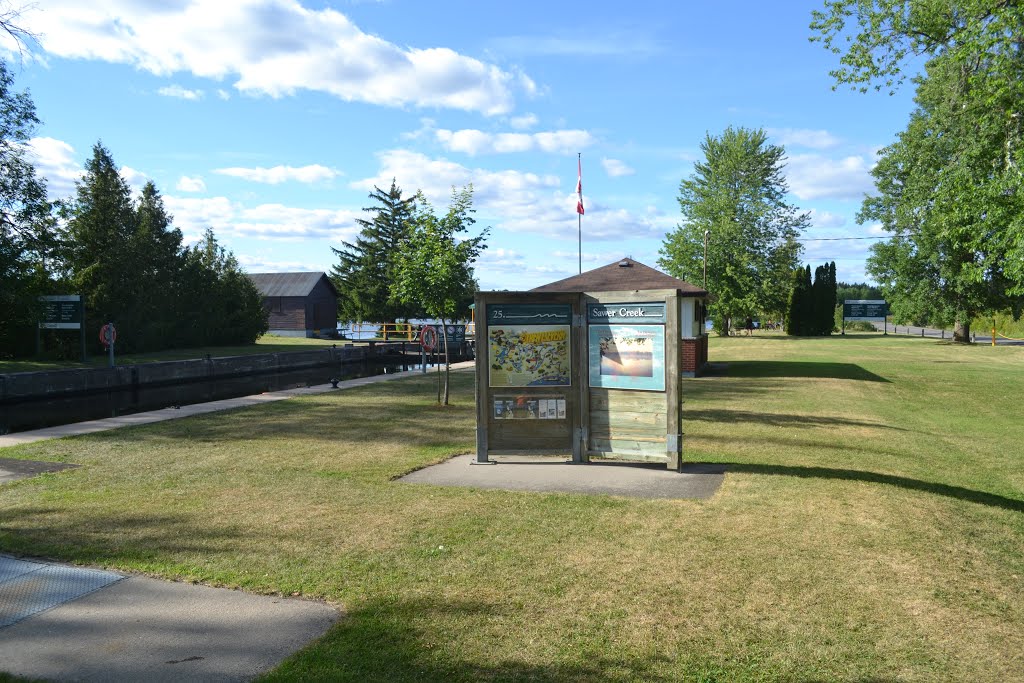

{"left": 487, "top": 303, "right": 572, "bottom": 325}
{"left": 587, "top": 302, "right": 665, "bottom": 324}
{"left": 843, "top": 300, "right": 889, "bottom": 320}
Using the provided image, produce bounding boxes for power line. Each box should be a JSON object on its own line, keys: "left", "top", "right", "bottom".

{"left": 803, "top": 235, "right": 888, "bottom": 241}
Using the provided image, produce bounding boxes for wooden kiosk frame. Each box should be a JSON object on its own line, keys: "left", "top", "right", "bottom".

{"left": 474, "top": 289, "right": 684, "bottom": 470}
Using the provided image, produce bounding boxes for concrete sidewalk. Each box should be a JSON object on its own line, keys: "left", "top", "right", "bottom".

{"left": 399, "top": 453, "right": 726, "bottom": 500}
{"left": 0, "top": 554, "right": 338, "bottom": 682}
{"left": 0, "top": 361, "right": 475, "bottom": 449}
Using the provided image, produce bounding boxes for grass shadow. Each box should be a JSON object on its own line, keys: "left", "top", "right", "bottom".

{"left": 685, "top": 408, "right": 910, "bottom": 432}
{"left": 725, "top": 361, "right": 890, "bottom": 382}
{"left": 272, "top": 597, "right": 690, "bottom": 682}
{"left": 716, "top": 462, "right": 1024, "bottom": 513}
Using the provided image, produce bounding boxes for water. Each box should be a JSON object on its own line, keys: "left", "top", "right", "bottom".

{"left": 0, "top": 359, "right": 434, "bottom": 435}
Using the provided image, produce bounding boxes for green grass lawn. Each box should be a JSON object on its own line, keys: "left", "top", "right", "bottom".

{"left": 1, "top": 335, "right": 1022, "bottom": 681}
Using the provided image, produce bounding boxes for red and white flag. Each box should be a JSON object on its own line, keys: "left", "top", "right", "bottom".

{"left": 575, "top": 157, "right": 584, "bottom": 215}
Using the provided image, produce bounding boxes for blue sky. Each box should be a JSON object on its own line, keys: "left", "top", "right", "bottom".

{"left": 7, "top": 0, "right": 918, "bottom": 291}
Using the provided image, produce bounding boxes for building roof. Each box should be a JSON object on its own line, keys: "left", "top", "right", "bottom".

{"left": 247, "top": 271, "right": 339, "bottom": 298}
{"left": 530, "top": 258, "right": 707, "bottom": 296}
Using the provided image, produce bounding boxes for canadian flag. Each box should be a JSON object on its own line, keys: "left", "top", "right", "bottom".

{"left": 575, "top": 157, "right": 584, "bottom": 215}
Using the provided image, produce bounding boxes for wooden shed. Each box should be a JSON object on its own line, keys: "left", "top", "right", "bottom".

{"left": 247, "top": 271, "right": 339, "bottom": 338}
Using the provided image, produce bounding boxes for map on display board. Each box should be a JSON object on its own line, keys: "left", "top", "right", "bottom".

{"left": 488, "top": 325, "right": 571, "bottom": 387}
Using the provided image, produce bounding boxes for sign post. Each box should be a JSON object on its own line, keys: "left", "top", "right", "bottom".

{"left": 38, "top": 295, "right": 87, "bottom": 361}
{"left": 842, "top": 300, "right": 889, "bottom": 335}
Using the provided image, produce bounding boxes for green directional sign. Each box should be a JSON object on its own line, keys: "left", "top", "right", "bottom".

{"left": 843, "top": 299, "right": 888, "bottom": 320}
{"left": 40, "top": 295, "right": 83, "bottom": 330}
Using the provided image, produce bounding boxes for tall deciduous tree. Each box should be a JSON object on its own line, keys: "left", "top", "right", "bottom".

{"left": 658, "top": 126, "right": 807, "bottom": 335}
{"left": 812, "top": 0, "right": 1024, "bottom": 340}
{"left": 392, "top": 185, "right": 487, "bottom": 405}
{"left": 0, "top": 60, "right": 55, "bottom": 357}
{"left": 331, "top": 179, "right": 419, "bottom": 324}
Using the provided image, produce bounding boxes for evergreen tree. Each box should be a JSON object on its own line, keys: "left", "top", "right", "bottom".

{"left": 658, "top": 126, "right": 807, "bottom": 335}
{"left": 132, "top": 181, "right": 184, "bottom": 349}
{"left": 178, "top": 229, "right": 267, "bottom": 346}
{"left": 785, "top": 268, "right": 806, "bottom": 336}
{"left": 64, "top": 142, "right": 140, "bottom": 350}
{"left": 331, "top": 179, "right": 419, "bottom": 324}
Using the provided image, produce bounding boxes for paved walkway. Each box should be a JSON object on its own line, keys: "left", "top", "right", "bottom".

{"left": 400, "top": 454, "right": 726, "bottom": 500}
{"left": 0, "top": 554, "right": 338, "bottom": 682}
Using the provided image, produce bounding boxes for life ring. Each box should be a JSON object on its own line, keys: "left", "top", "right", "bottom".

{"left": 99, "top": 323, "right": 117, "bottom": 346}
{"left": 420, "top": 325, "right": 438, "bottom": 351}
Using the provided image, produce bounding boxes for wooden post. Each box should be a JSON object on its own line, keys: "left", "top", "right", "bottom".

{"left": 474, "top": 296, "right": 491, "bottom": 463}
{"left": 573, "top": 294, "right": 587, "bottom": 463}
{"left": 665, "top": 292, "right": 682, "bottom": 471}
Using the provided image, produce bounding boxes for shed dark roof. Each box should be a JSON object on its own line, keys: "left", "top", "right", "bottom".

{"left": 247, "top": 271, "right": 339, "bottom": 298}
{"left": 530, "top": 258, "right": 707, "bottom": 296}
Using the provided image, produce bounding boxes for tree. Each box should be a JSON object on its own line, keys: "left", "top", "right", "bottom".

{"left": 392, "top": 185, "right": 487, "bottom": 405}
{"left": 64, "top": 142, "right": 139, "bottom": 348}
{"left": 785, "top": 267, "right": 810, "bottom": 335}
{"left": 0, "top": 60, "right": 55, "bottom": 357}
{"left": 812, "top": 0, "right": 1024, "bottom": 340}
{"left": 331, "top": 179, "right": 419, "bottom": 324}
{"left": 658, "top": 126, "right": 807, "bottom": 335}
{"left": 177, "top": 228, "right": 267, "bottom": 347}
{"left": 131, "top": 181, "right": 184, "bottom": 349}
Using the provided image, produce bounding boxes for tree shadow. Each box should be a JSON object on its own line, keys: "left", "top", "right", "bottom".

{"left": 723, "top": 361, "right": 890, "bottom": 382}
{"left": 713, "top": 462, "right": 1024, "bottom": 513}
{"left": 685, "top": 408, "right": 910, "bottom": 432}
{"left": 273, "top": 596, "right": 684, "bottom": 682}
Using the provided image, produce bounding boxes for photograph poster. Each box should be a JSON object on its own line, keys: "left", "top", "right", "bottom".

{"left": 488, "top": 325, "right": 571, "bottom": 387}
{"left": 588, "top": 324, "right": 665, "bottom": 391}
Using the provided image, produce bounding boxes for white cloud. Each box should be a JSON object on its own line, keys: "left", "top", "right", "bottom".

{"left": 808, "top": 209, "right": 847, "bottom": 229}
{"left": 213, "top": 164, "right": 340, "bottom": 184}
{"left": 119, "top": 166, "right": 148, "bottom": 191}
{"left": 27, "top": 137, "right": 83, "bottom": 198}
{"left": 786, "top": 154, "right": 875, "bottom": 201}
{"left": 216, "top": 89, "right": 231, "bottom": 100}
{"left": 176, "top": 175, "right": 207, "bottom": 192}
{"left": 20, "top": 0, "right": 526, "bottom": 115}
{"left": 601, "top": 158, "right": 635, "bottom": 177}
{"left": 157, "top": 84, "right": 203, "bottom": 100}
{"left": 354, "top": 149, "right": 665, "bottom": 243}
{"left": 237, "top": 254, "right": 327, "bottom": 273}
{"left": 165, "top": 195, "right": 361, "bottom": 243}
{"left": 768, "top": 128, "right": 842, "bottom": 150}
{"left": 434, "top": 128, "right": 595, "bottom": 155}
{"left": 509, "top": 113, "right": 538, "bottom": 130}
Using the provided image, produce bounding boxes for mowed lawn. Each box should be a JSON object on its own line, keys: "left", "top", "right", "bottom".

{"left": 1, "top": 335, "right": 1022, "bottom": 681}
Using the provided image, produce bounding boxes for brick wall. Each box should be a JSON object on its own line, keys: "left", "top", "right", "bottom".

{"left": 681, "top": 335, "right": 709, "bottom": 377}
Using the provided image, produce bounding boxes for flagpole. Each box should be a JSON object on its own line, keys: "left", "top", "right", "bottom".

{"left": 577, "top": 152, "right": 582, "bottom": 274}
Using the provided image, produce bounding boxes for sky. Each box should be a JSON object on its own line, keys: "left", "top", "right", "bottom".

{"left": 5, "top": 0, "right": 920, "bottom": 292}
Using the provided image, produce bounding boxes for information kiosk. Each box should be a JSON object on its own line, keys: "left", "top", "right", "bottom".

{"left": 474, "top": 259, "right": 708, "bottom": 470}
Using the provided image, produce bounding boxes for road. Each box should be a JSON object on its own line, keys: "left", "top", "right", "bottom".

{"left": 869, "top": 322, "right": 1023, "bottom": 346}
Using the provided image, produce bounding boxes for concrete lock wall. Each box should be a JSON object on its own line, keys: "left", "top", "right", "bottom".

{"left": 0, "top": 346, "right": 372, "bottom": 403}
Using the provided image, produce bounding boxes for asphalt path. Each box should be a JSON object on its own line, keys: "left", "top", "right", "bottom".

{"left": 868, "top": 322, "right": 1023, "bottom": 345}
